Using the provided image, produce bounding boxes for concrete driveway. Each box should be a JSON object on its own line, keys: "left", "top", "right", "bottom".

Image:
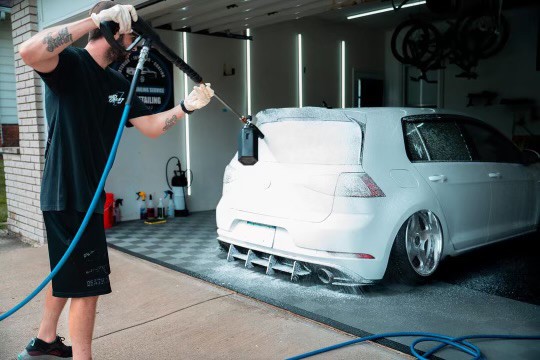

{"left": 0, "top": 236, "right": 409, "bottom": 360}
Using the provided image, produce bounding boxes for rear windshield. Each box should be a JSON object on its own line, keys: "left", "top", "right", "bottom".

{"left": 258, "top": 118, "right": 363, "bottom": 165}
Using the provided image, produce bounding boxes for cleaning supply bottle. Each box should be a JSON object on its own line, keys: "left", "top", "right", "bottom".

{"left": 136, "top": 191, "right": 147, "bottom": 220}
{"left": 147, "top": 194, "right": 155, "bottom": 219}
{"left": 157, "top": 198, "right": 165, "bottom": 220}
{"left": 165, "top": 190, "right": 174, "bottom": 218}
{"left": 172, "top": 162, "right": 189, "bottom": 217}
{"left": 114, "top": 199, "right": 123, "bottom": 225}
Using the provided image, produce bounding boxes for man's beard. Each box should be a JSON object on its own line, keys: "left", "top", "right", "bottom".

{"left": 106, "top": 34, "right": 129, "bottom": 64}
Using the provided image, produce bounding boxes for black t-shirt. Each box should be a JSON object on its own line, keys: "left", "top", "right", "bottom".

{"left": 38, "top": 46, "right": 151, "bottom": 214}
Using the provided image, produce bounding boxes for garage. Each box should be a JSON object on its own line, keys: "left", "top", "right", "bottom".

{"left": 1, "top": 0, "right": 539, "bottom": 359}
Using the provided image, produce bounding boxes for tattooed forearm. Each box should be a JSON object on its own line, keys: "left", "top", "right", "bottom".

{"left": 43, "top": 27, "right": 73, "bottom": 52}
{"left": 162, "top": 115, "right": 179, "bottom": 132}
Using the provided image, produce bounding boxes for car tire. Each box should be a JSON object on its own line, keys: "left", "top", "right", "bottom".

{"left": 385, "top": 210, "right": 444, "bottom": 285}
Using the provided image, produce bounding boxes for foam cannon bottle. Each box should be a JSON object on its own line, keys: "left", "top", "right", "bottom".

{"left": 172, "top": 163, "right": 189, "bottom": 217}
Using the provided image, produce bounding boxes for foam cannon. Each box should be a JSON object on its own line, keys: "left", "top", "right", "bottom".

{"left": 99, "top": 17, "right": 264, "bottom": 165}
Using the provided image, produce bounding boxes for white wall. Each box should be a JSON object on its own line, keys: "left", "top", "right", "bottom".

{"left": 252, "top": 18, "right": 385, "bottom": 112}
{"left": 385, "top": 7, "right": 540, "bottom": 137}
{"left": 105, "top": 29, "right": 188, "bottom": 220}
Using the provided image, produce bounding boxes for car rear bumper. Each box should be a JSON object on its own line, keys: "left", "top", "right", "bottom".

{"left": 216, "top": 206, "right": 393, "bottom": 283}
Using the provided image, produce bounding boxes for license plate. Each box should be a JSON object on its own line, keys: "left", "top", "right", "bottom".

{"left": 235, "top": 221, "right": 276, "bottom": 247}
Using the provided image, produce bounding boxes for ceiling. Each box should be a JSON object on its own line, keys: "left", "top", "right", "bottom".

{"left": 129, "top": 0, "right": 431, "bottom": 37}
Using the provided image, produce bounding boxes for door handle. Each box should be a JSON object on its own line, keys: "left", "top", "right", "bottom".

{"left": 429, "top": 175, "right": 447, "bottom": 182}
{"left": 488, "top": 172, "right": 501, "bottom": 179}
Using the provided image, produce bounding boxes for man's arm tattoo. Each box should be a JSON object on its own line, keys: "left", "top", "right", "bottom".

{"left": 43, "top": 27, "right": 73, "bottom": 52}
{"left": 162, "top": 115, "right": 179, "bottom": 132}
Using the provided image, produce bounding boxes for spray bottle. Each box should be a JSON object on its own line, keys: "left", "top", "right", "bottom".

{"left": 165, "top": 190, "right": 174, "bottom": 218}
{"left": 157, "top": 198, "right": 165, "bottom": 220}
{"left": 136, "top": 191, "right": 147, "bottom": 220}
{"left": 114, "top": 199, "right": 123, "bottom": 224}
{"left": 147, "top": 194, "right": 155, "bottom": 219}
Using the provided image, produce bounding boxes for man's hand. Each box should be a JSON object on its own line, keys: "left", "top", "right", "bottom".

{"left": 183, "top": 84, "right": 215, "bottom": 112}
{"left": 91, "top": 4, "right": 138, "bottom": 34}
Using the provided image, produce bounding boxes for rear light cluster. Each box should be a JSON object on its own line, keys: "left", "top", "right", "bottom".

{"left": 335, "top": 173, "right": 385, "bottom": 198}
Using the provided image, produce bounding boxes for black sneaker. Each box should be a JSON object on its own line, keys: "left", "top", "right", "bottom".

{"left": 18, "top": 336, "right": 72, "bottom": 359}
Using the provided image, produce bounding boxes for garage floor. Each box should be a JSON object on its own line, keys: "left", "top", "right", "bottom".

{"left": 106, "top": 211, "right": 540, "bottom": 360}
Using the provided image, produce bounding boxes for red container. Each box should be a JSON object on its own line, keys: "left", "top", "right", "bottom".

{"left": 104, "top": 193, "right": 115, "bottom": 229}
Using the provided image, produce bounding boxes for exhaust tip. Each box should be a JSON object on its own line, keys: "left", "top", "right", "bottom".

{"left": 317, "top": 268, "right": 334, "bottom": 284}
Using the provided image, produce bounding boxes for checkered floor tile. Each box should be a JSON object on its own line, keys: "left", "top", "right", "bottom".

{"left": 106, "top": 210, "right": 223, "bottom": 274}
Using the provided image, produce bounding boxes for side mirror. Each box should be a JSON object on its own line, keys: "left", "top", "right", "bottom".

{"left": 522, "top": 149, "right": 540, "bottom": 165}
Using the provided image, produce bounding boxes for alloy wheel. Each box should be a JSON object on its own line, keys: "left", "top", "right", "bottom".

{"left": 405, "top": 210, "right": 443, "bottom": 276}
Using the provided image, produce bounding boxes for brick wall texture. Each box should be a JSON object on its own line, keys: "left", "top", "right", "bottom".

{"left": 4, "top": 0, "right": 47, "bottom": 245}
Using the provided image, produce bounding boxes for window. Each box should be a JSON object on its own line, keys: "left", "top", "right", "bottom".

{"left": 403, "top": 120, "right": 472, "bottom": 162}
{"left": 459, "top": 122, "right": 523, "bottom": 164}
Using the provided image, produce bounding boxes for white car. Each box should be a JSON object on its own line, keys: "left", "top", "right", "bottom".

{"left": 216, "top": 107, "right": 540, "bottom": 286}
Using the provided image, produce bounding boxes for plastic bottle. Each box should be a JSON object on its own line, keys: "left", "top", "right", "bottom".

{"left": 157, "top": 198, "right": 165, "bottom": 219}
{"left": 147, "top": 194, "right": 155, "bottom": 219}
{"left": 136, "top": 191, "right": 147, "bottom": 220}
{"left": 114, "top": 199, "right": 123, "bottom": 224}
{"left": 165, "top": 190, "right": 174, "bottom": 218}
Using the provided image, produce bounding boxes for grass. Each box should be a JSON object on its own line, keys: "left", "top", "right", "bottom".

{"left": 0, "top": 157, "right": 7, "bottom": 229}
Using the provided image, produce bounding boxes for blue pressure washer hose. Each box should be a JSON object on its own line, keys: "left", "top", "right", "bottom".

{"left": 286, "top": 331, "right": 540, "bottom": 360}
{"left": 0, "top": 101, "right": 132, "bottom": 322}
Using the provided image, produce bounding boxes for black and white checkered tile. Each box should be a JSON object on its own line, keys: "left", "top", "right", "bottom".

{"left": 106, "top": 211, "right": 222, "bottom": 274}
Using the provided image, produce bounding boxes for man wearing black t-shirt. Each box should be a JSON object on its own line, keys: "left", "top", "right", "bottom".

{"left": 17, "top": 2, "right": 214, "bottom": 359}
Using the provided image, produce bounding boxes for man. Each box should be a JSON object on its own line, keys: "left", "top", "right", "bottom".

{"left": 17, "top": 2, "right": 213, "bottom": 359}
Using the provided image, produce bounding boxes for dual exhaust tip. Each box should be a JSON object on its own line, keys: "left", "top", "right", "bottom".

{"left": 317, "top": 268, "right": 334, "bottom": 284}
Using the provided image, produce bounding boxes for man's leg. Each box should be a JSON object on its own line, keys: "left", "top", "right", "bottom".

{"left": 37, "top": 285, "right": 68, "bottom": 343}
{"left": 69, "top": 296, "right": 99, "bottom": 360}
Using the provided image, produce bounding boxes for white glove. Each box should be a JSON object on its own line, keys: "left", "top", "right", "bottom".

{"left": 183, "top": 83, "right": 215, "bottom": 112}
{"left": 91, "top": 4, "right": 138, "bottom": 35}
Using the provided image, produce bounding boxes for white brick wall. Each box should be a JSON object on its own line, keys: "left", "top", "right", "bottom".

{"left": 4, "top": 0, "right": 47, "bottom": 245}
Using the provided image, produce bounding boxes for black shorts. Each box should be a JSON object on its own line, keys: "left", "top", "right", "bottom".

{"left": 43, "top": 211, "right": 112, "bottom": 298}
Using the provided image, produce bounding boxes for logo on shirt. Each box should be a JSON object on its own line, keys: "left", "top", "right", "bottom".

{"left": 108, "top": 92, "right": 125, "bottom": 106}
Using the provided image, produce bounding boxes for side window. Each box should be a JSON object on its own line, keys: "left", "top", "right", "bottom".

{"left": 460, "top": 123, "right": 522, "bottom": 163}
{"left": 404, "top": 122, "right": 429, "bottom": 161}
{"left": 404, "top": 121, "right": 472, "bottom": 162}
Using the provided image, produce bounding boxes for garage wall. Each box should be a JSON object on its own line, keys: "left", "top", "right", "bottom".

{"left": 252, "top": 17, "right": 385, "bottom": 112}
{"left": 384, "top": 7, "right": 540, "bottom": 137}
{"left": 105, "top": 29, "right": 188, "bottom": 221}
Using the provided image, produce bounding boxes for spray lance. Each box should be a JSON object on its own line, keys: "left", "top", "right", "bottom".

{"left": 99, "top": 17, "right": 264, "bottom": 165}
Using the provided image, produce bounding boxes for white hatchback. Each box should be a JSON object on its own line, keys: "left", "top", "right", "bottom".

{"left": 216, "top": 107, "right": 540, "bottom": 285}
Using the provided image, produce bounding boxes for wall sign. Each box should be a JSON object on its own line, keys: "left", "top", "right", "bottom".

{"left": 113, "top": 49, "right": 174, "bottom": 113}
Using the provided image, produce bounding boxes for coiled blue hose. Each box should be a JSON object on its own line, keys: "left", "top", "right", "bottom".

{"left": 286, "top": 331, "right": 540, "bottom": 360}
{"left": 0, "top": 104, "right": 132, "bottom": 322}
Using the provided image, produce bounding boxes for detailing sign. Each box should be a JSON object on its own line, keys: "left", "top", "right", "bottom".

{"left": 113, "top": 49, "right": 174, "bottom": 113}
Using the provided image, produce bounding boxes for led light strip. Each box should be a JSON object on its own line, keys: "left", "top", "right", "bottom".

{"left": 182, "top": 31, "right": 191, "bottom": 196}
{"left": 341, "top": 41, "right": 346, "bottom": 108}
{"left": 247, "top": 28, "right": 252, "bottom": 115}
{"left": 347, "top": 1, "right": 426, "bottom": 19}
{"left": 298, "top": 34, "right": 303, "bottom": 108}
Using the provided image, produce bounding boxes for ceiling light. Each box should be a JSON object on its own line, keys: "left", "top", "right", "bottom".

{"left": 347, "top": 1, "right": 426, "bottom": 20}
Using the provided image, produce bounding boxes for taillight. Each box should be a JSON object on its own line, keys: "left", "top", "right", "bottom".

{"left": 335, "top": 173, "right": 385, "bottom": 198}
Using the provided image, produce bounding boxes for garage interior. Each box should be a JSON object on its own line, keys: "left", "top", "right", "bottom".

{"left": 5, "top": 0, "right": 540, "bottom": 358}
